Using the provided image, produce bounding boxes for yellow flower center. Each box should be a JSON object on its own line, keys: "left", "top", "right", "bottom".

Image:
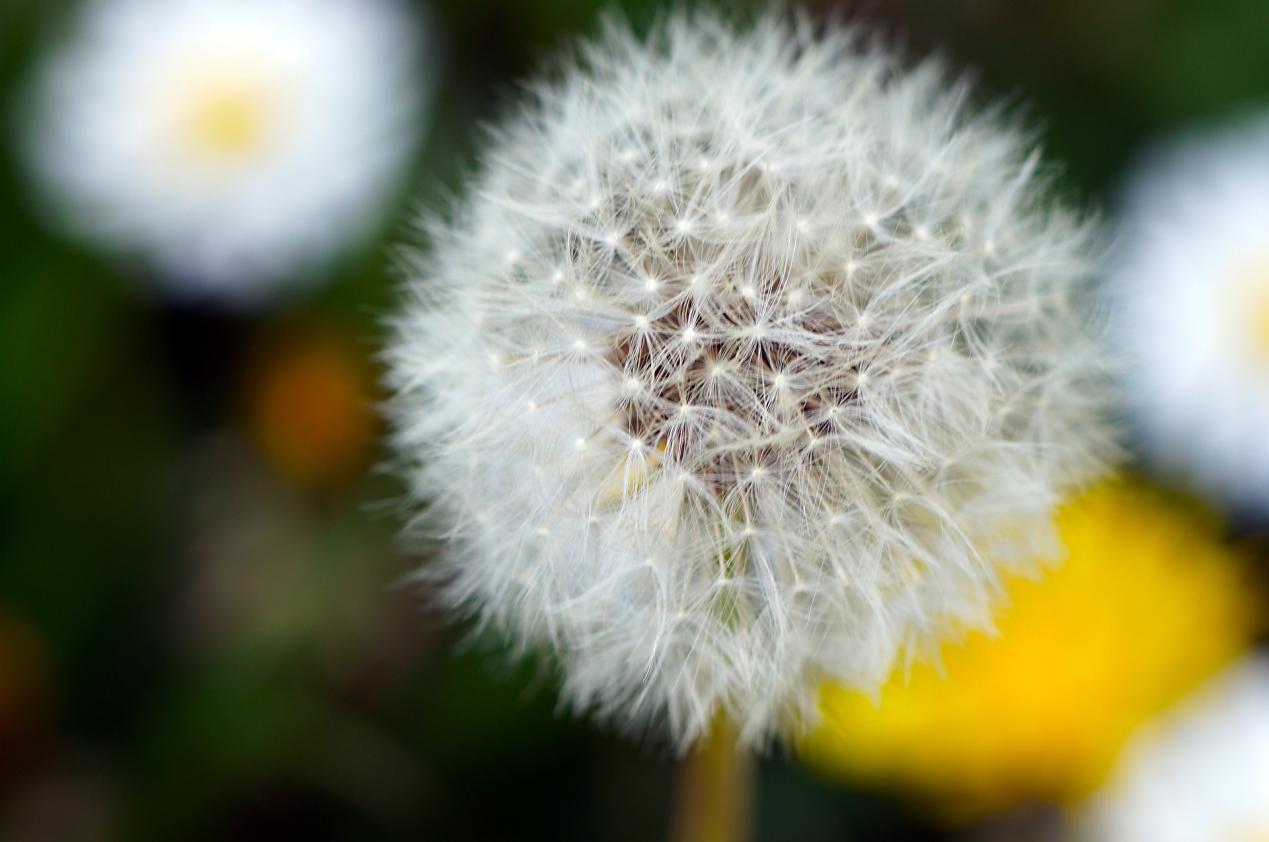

{"left": 1231, "top": 258, "right": 1269, "bottom": 363}
{"left": 179, "top": 78, "right": 272, "bottom": 163}
{"left": 1248, "top": 285, "right": 1269, "bottom": 360}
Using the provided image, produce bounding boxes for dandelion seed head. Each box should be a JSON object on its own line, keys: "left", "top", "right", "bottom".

{"left": 388, "top": 12, "right": 1115, "bottom": 749}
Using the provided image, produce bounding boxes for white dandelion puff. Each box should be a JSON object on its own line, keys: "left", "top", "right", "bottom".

{"left": 387, "top": 13, "right": 1116, "bottom": 749}
{"left": 1078, "top": 657, "right": 1269, "bottom": 842}
{"left": 22, "top": 0, "right": 428, "bottom": 303}
{"left": 1113, "top": 115, "right": 1269, "bottom": 511}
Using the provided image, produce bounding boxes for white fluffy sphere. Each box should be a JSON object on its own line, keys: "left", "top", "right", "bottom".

{"left": 389, "top": 14, "right": 1115, "bottom": 748}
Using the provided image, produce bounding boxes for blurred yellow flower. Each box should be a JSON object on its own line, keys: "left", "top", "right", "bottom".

{"left": 801, "top": 478, "right": 1261, "bottom": 817}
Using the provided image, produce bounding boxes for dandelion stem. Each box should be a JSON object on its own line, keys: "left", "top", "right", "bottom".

{"left": 670, "top": 720, "right": 754, "bottom": 842}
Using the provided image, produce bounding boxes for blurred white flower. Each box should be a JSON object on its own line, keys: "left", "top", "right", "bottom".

{"left": 24, "top": 0, "right": 427, "bottom": 302}
{"left": 388, "top": 14, "right": 1116, "bottom": 748}
{"left": 1114, "top": 116, "right": 1269, "bottom": 509}
{"left": 1078, "top": 656, "right": 1269, "bottom": 842}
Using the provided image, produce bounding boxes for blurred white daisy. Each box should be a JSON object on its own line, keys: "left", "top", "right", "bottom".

{"left": 388, "top": 13, "right": 1116, "bottom": 748}
{"left": 24, "top": 0, "right": 427, "bottom": 303}
{"left": 1078, "top": 656, "right": 1269, "bottom": 842}
{"left": 1115, "top": 116, "right": 1269, "bottom": 509}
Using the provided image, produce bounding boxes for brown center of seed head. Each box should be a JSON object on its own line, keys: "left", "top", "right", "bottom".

{"left": 607, "top": 266, "right": 864, "bottom": 491}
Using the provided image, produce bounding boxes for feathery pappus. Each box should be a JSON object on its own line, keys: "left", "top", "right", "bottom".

{"left": 388, "top": 13, "right": 1117, "bottom": 749}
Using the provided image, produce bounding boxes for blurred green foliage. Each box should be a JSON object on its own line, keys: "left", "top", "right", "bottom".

{"left": 1, "top": 1, "right": 1268, "bottom": 840}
